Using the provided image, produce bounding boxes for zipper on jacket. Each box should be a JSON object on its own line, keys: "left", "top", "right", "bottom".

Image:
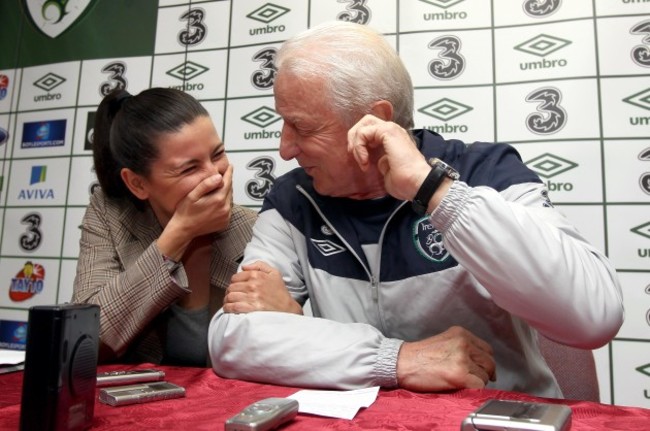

{"left": 370, "top": 275, "right": 378, "bottom": 301}
{"left": 296, "top": 185, "right": 409, "bottom": 306}
{"left": 296, "top": 185, "right": 373, "bottom": 284}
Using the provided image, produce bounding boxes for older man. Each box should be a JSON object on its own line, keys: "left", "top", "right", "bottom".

{"left": 209, "top": 21, "right": 623, "bottom": 397}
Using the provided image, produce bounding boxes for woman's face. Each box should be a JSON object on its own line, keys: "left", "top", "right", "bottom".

{"left": 129, "top": 115, "right": 229, "bottom": 225}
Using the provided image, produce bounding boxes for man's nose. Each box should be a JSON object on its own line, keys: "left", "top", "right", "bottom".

{"left": 279, "top": 124, "right": 300, "bottom": 161}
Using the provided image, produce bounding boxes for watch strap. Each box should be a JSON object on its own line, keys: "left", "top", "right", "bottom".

{"left": 411, "top": 163, "right": 448, "bottom": 216}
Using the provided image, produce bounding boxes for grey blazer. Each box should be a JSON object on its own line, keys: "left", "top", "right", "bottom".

{"left": 72, "top": 188, "right": 257, "bottom": 365}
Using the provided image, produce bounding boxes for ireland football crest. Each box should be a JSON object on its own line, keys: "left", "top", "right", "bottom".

{"left": 23, "top": 0, "right": 93, "bottom": 38}
{"left": 413, "top": 217, "right": 450, "bottom": 263}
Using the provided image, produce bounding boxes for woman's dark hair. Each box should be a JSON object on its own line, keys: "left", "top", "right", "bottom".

{"left": 93, "top": 87, "right": 209, "bottom": 205}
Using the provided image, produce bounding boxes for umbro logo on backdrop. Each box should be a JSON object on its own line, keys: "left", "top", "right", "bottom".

{"left": 33, "top": 73, "right": 65, "bottom": 102}
{"left": 166, "top": 61, "right": 209, "bottom": 92}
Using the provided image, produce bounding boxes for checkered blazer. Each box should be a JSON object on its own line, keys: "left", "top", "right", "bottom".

{"left": 72, "top": 188, "right": 257, "bottom": 365}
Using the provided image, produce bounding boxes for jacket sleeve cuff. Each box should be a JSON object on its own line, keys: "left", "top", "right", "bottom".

{"left": 373, "top": 337, "right": 403, "bottom": 388}
{"left": 430, "top": 181, "right": 470, "bottom": 233}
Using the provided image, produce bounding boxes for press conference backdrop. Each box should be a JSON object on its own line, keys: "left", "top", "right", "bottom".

{"left": 0, "top": 0, "right": 648, "bottom": 406}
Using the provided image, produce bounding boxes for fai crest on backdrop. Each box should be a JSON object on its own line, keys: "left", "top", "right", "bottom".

{"left": 23, "top": 0, "right": 94, "bottom": 39}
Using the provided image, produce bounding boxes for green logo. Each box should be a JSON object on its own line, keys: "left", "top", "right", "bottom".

{"left": 23, "top": 0, "right": 95, "bottom": 39}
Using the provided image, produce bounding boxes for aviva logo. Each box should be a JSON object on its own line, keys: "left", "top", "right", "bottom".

{"left": 18, "top": 165, "right": 54, "bottom": 201}
{"left": 30, "top": 165, "right": 47, "bottom": 185}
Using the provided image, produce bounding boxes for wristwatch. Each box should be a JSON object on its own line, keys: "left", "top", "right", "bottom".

{"left": 411, "top": 157, "right": 460, "bottom": 216}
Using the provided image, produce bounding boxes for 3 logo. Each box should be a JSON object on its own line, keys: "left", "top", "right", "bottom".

{"left": 178, "top": 8, "right": 207, "bottom": 46}
{"left": 337, "top": 0, "right": 371, "bottom": 24}
{"left": 84, "top": 111, "right": 95, "bottom": 151}
{"left": 640, "top": 147, "right": 650, "bottom": 195}
{"left": 428, "top": 35, "right": 465, "bottom": 80}
{"left": 522, "top": 0, "right": 561, "bottom": 18}
{"left": 525, "top": 87, "right": 567, "bottom": 135}
{"left": 630, "top": 19, "right": 650, "bottom": 68}
{"left": 100, "top": 62, "right": 127, "bottom": 97}
{"left": 251, "top": 48, "right": 278, "bottom": 90}
{"left": 245, "top": 157, "right": 276, "bottom": 201}
{"left": 20, "top": 212, "right": 43, "bottom": 252}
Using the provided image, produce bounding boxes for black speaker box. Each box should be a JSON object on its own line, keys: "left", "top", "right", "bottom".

{"left": 19, "top": 304, "right": 100, "bottom": 431}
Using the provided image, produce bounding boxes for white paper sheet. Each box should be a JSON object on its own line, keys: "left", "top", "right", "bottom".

{"left": 0, "top": 349, "right": 25, "bottom": 365}
{"left": 288, "top": 386, "right": 380, "bottom": 420}
{"left": 0, "top": 349, "right": 26, "bottom": 374}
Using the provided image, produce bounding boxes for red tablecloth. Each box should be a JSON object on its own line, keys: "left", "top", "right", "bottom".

{"left": 2, "top": 364, "right": 649, "bottom": 430}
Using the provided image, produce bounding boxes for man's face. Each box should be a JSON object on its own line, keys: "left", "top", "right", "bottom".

{"left": 274, "top": 71, "right": 384, "bottom": 199}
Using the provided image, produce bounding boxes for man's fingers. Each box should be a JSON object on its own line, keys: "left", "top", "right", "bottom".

{"left": 241, "top": 260, "right": 274, "bottom": 274}
{"left": 465, "top": 372, "right": 488, "bottom": 389}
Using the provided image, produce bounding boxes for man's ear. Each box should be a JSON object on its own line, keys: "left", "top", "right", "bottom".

{"left": 370, "top": 100, "right": 394, "bottom": 121}
{"left": 120, "top": 168, "right": 149, "bottom": 200}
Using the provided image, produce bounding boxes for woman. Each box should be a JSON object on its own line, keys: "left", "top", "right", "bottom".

{"left": 72, "top": 88, "right": 257, "bottom": 366}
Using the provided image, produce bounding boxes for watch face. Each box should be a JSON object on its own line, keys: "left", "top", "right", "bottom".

{"left": 431, "top": 158, "right": 460, "bottom": 180}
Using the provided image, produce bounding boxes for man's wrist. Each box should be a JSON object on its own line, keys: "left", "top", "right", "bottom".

{"left": 411, "top": 158, "right": 459, "bottom": 216}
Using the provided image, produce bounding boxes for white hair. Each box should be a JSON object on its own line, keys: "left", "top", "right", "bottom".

{"left": 276, "top": 21, "right": 414, "bottom": 129}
